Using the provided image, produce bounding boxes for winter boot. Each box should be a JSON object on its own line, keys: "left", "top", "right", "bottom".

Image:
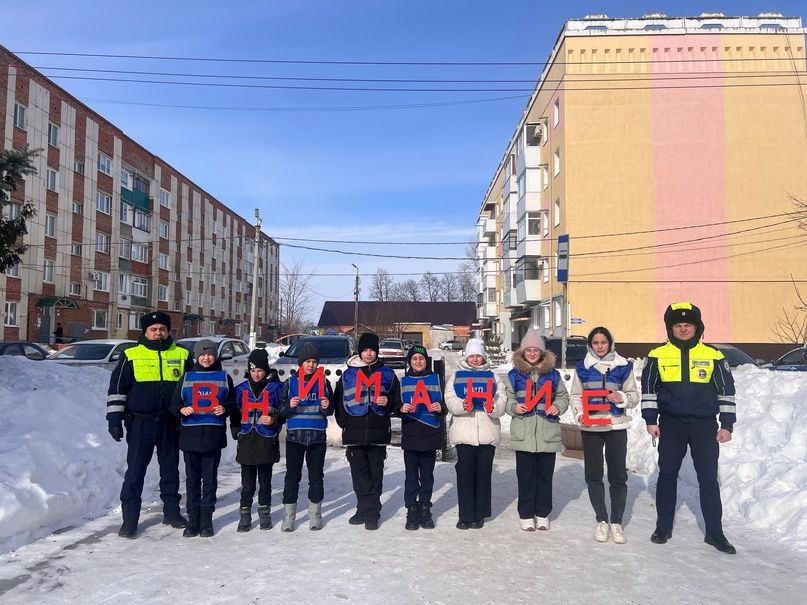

{"left": 258, "top": 505, "right": 272, "bottom": 530}
{"left": 309, "top": 502, "right": 323, "bottom": 531}
{"left": 405, "top": 505, "right": 420, "bottom": 531}
{"left": 183, "top": 510, "right": 200, "bottom": 538}
{"left": 236, "top": 507, "right": 252, "bottom": 532}
{"left": 704, "top": 534, "right": 736, "bottom": 555}
{"left": 162, "top": 512, "right": 188, "bottom": 529}
{"left": 419, "top": 503, "right": 435, "bottom": 529}
{"left": 348, "top": 512, "right": 364, "bottom": 525}
{"left": 199, "top": 509, "right": 214, "bottom": 537}
{"left": 281, "top": 503, "right": 297, "bottom": 532}
{"left": 118, "top": 522, "right": 137, "bottom": 539}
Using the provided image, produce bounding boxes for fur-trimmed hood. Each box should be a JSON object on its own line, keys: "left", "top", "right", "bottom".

{"left": 512, "top": 348, "right": 556, "bottom": 375}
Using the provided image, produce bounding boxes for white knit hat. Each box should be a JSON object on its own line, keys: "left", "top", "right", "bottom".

{"left": 464, "top": 338, "right": 486, "bottom": 360}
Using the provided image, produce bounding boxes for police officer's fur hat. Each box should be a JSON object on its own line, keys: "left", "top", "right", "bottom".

{"left": 664, "top": 303, "right": 703, "bottom": 330}
{"left": 140, "top": 311, "right": 171, "bottom": 332}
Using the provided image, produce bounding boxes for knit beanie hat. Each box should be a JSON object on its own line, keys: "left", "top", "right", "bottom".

{"left": 193, "top": 339, "right": 218, "bottom": 360}
{"left": 357, "top": 332, "right": 380, "bottom": 354}
{"left": 664, "top": 303, "right": 703, "bottom": 329}
{"left": 247, "top": 348, "right": 271, "bottom": 373}
{"left": 464, "top": 338, "right": 486, "bottom": 360}
{"left": 140, "top": 310, "right": 171, "bottom": 332}
{"left": 520, "top": 329, "right": 546, "bottom": 351}
{"left": 297, "top": 342, "right": 320, "bottom": 366}
{"left": 406, "top": 344, "right": 430, "bottom": 367}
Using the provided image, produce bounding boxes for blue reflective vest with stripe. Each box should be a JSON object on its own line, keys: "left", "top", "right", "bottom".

{"left": 575, "top": 361, "right": 633, "bottom": 416}
{"left": 235, "top": 380, "right": 282, "bottom": 438}
{"left": 507, "top": 368, "right": 560, "bottom": 419}
{"left": 342, "top": 366, "right": 396, "bottom": 416}
{"left": 180, "top": 370, "right": 229, "bottom": 427}
{"left": 401, "top": 374, "right": 442, "bottom": 428}
{"left": 453, "top": 370, "right": 497, "bottom": 412}
{"left": 287, "top": 375, "right": 328, "bottom": 431}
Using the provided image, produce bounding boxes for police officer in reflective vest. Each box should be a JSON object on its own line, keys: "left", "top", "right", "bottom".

{"left": 641, "top": 303, "right": 737, "bottom": 554}
{"left": 106, "top": 311, "right": 191, "bottom": 538}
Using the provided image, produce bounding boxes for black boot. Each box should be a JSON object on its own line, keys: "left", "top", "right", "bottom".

{"left": 237, "top": 507, "right": 252, "bottom": 532}
{"left": 258, "top": 505, "right": 272, "bottom": 530}
{"left": 651, "top": 529, "right": 672, "bottom": 544}
{"left": 405, "top": 505, "right": 420, "bottom": 531}
{"left": 183, "top": 510, "right": 200, "bottom": 537}
{"left": 705, "top": 534, "right": 737, "bottom": 555}
{"left": 162, "top": 511, "right": 188, "bottom": 529}
{"left": 199, "top": 508, "right": 214, "bottom": 537}
{"left": 419, "top": 503, "right": 435, "bottom": 529}
{"left": 118, "top": 522, "right": 137, "bottom": 539}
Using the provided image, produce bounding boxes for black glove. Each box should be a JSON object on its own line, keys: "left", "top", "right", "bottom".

{"left": 108, "top": 424, "right": 124, "bottom": 442}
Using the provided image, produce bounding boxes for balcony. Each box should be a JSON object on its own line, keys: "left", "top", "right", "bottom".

{"left": 478, "top": 301, "right": 497, "bottom": 319}
{"left": 121, "top": 187, "right": 151, "bottom": 211}
{"left": 482, "top": 218, "right": 496, "bottom": 237}
{"left": 516, "top": 279, "right": 541, "bottom": 305}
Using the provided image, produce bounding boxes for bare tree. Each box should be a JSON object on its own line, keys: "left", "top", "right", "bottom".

{"left": 440, "top": 272, "right": 459, "bottom": 302}
{"left": 278, "top": 260, "right": 314, "bottom": 335}
{"left": 392, "top": 279, "right": 421, "bottom": 302}
{"left": 457, "top": 241, "right": 478, "bottom": 302}
{"left": 773, "top": 278, "right": 807, "bottom": 345}
{"left": 420, "top": 271, "right": 441, "bottom": 302}
{"left": 370, "top": 268, "right": 393, "bottom": 301}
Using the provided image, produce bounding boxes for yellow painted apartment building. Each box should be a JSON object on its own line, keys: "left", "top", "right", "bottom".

{"left": 476, "top": 12, "right": 807, "bottom": 358}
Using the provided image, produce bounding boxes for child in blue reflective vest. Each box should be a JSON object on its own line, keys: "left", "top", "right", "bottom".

{"left": 169, "top": 339, "right": 236, "bottom": 538}
{"left": 278, "top": 342, "right": 334, "bottom": 532}
{"left": 395, "top": 345, "right": 447, "bottom": 530}
{"left": 445, "top": 338, "right": 506, "bottom": 529}
{"left": 231, "top": 348, "right": 284, "bottom": 532}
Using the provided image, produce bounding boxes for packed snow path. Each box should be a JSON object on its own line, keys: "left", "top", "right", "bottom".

{"left": 1, "top": 445, "right": 804, "bottom": 605}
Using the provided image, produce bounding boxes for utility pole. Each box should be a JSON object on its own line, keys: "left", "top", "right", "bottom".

{"left": 351, "top": 263, "right": 360, "bottom": 338}
{"left": 248, "top": 209, "right": 261, "bottom": 350}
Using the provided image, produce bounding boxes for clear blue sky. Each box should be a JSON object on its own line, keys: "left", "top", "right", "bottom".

{"left": 4, "top": 1, "right": 806, "bottom": 316}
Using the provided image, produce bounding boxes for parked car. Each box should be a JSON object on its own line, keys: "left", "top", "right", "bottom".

{"left": 378, "top": 338, "right": 407, "bottom": 369}
{"left": 440, "top": 339, "right": 465, "bottom": 351}
{"left": 48, "top": 339, "right": 137, "bottom": 369}
{"left": 0, "top": 341, "right": 49, "bottom": 360}
{"left": 766, "top": 346, "right": 807, "bottom": 372}
{"left": 709, "top": 344, "right": 760, "bottom": 368}
{"left": 176, "top": 336, "right": 252, "bottom": 380}
{"left": 545, "top": 336, "right": 588, "bottom": 368}
{"left": 273, "top": 335, "right": 357, "bottom": 387}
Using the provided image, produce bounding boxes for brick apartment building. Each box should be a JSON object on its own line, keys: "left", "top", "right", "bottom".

{"left": 0, "top": 46, "right": 279, "bottom": 343}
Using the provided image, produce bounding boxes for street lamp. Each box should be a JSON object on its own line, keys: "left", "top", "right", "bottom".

{"left": 351, "top": 263, "right": 359, "bottom": 338}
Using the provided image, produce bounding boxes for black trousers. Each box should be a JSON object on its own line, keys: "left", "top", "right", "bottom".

{"left": 515, "top": 450, "right": 556, "bottom": 519}
{"left": 656, "top": 416, "right": 723, "bottom": 536}
{"left": 240, "top": 463, "right": 273, "bottom": 508}
{"left": 184, "top": 450, "right": 222, "bottom": 512}
{"left": 283, "top": 441, "right": 327, "bottom": 504}
{"left": 403, "top": 449, "right": 436, "bottom": 508}
{"left": 582, "top": 430, "right": 628, "bottom": 524}
{"left": 120, "top": 417, "right": 181, "bottom": 526}
{"left": 346, "top": 445, "right": 386, "bottom": 521}
{"left": 454, "top": 444, "right": 495, "bottom": 524}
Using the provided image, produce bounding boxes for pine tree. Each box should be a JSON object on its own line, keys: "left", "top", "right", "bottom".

{"left": 484, "top": 333, "right": 505, "bottom": 365}
{"left": 0, "top": 147, "right": 38, "bottom": 273}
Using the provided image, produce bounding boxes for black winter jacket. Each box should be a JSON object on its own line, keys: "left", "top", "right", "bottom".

{"left": 395, "top": 369, "right": 447, "bottom": 451}
{"left": 334, "top": 356, "right": 400, "bottom": 446}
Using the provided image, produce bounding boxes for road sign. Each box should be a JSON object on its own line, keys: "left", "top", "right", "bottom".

{"left": 557, "top": 234, "right": 569, "bottom": 283}
{"left": 570, "top": 318, "right": 585, "bottom": 324}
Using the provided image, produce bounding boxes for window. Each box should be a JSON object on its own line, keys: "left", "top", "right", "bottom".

{"left": 96, "top": 191, "right": 111, "bottom": 214}
{"left": 131, "top": 242, "right": 148, "bottom": 263}
{"left": 120, "top": 201, "right": 132, "bottom": 224}
{"left": 43, "top": 259, "right": 55, "bottom": 282}
{"left": 121, "top": 167, "right": 133, "bottom": 190}
{"left": 72, "top": 200, "right": 84, "bottom": 215}
{"left": 487, "top": 287, "right": 496, "bottom": 303}
{"left": 129, "top": 313, "right": 144, "bottom": 330}
{"left": 174, "top": 300, "right": 181, "bottom": 311}
{"left": 45, "top": 214, "right": 56, "bottom": 237}
{"left": 8, "top": 202, "right": 21, "bottom": 219}
{"left": 185, "top": 290, "right": 192, "bottom": 306}
{"left": 525, "top": 123, "right": 542, "bottom": 146}
{"left": 71, "top": 242, "right": 82, "bottom": 256}
{"left": 553, "top": 149, "right": 561, "bottom": 177}
{"left": 158, "top": 253, "right": 169, "bottom": 270}
{"left": 13, "top": 103, "right": 25, "bottom": 129}
{"left": 116, "top": 313, "right": 124, "bottom": 330}
{"left": 542, "top": 165, "right": 549, "bottom": 190}
{"left": 553, "top": 99, "right": 560, "bottom": 127}
{"left": 187, "top": 262, "right": 192, "bottom": 278}
{"left": 503, "top": 229, "right": 517, "bottom": 252}
{"left": 98, "top": 153, "right": 112, "bottom": 175}
{"left": 92, "top": 309, "right": 108, "bottom": 330}
{"left": 543, "top": 260, "right": 549, "bottom": 283}
{"left": 46, "top": 168, "right": 58, "bottom": 191}
{"left": 95, "top": 271, "right": 110, "bottom": 291}
{"left": 554, "top": 300, "right": 563, "bottom": 328}
{"left": 134, "top": 210, "right": 150, "bottom": 232}
{"left": 159, "top": 188, "right": 171, "bottom": 208}
{"left": 514, "top": 256, "right": 540, "bottom": 284}
{"left": 158, "top": 284, "right": 168, "bottom": 302}
{"left": 527, "top": 212, "right": 541, "bottom": 236}
{"left": 131, "top": 276, "right": 148, "bottom": 298}
{"left": 159, "top": 221, "right": 169, "bottom": 239}
{"left": 554, "top": 199, "right": 561, "bottom": 227}
{"left": 6, "top": 263, "right": 19, "bottom": 277}
{"left": 197, "top": 293, "right": 204, "bottom": 307}
{"left": 118, "top": 273, "right": 129, "bottom": 294}
{"left": 69, "top": 282, "right": 81, "bottom": 296}
{"left": 74, "top": 160, "right": 85, "bottom": 175}
{"left": 119, "top": 238, "right": 131, "bottom": 260}
{"left": 4, "top": 302, "right": 18, "bottom": 326}
{"left": 48, "top": 123, "right": 59, "bottom": 146}
{"left": 96, "top": 231, "right": 110, "bottom": 254}
{"left": 542, "top": 211, "right": 549, "bottom": 237}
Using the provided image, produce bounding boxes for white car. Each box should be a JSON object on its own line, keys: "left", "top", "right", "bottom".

{"left": 176, "top": 337, "right": 252, "bottom": 381}
{"left": 48, "top": 339, "right": 137, "bottom": 369}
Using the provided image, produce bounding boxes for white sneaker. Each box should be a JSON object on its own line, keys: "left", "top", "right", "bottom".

{"left": 535, "top": 516, "right": 550, "bottom": 530}
{"left": 593, "top": 521, "right": 609, "bottom": 543}
{"left": 519, "top": 517, "right": 536, "bottom": 532}
{"left": 609, "top": 523, "right": 627, "bottom": 544}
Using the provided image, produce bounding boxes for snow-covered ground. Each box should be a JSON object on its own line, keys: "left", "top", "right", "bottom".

{"left": 1, "top": 354, "right": 806, "bottom": 603}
